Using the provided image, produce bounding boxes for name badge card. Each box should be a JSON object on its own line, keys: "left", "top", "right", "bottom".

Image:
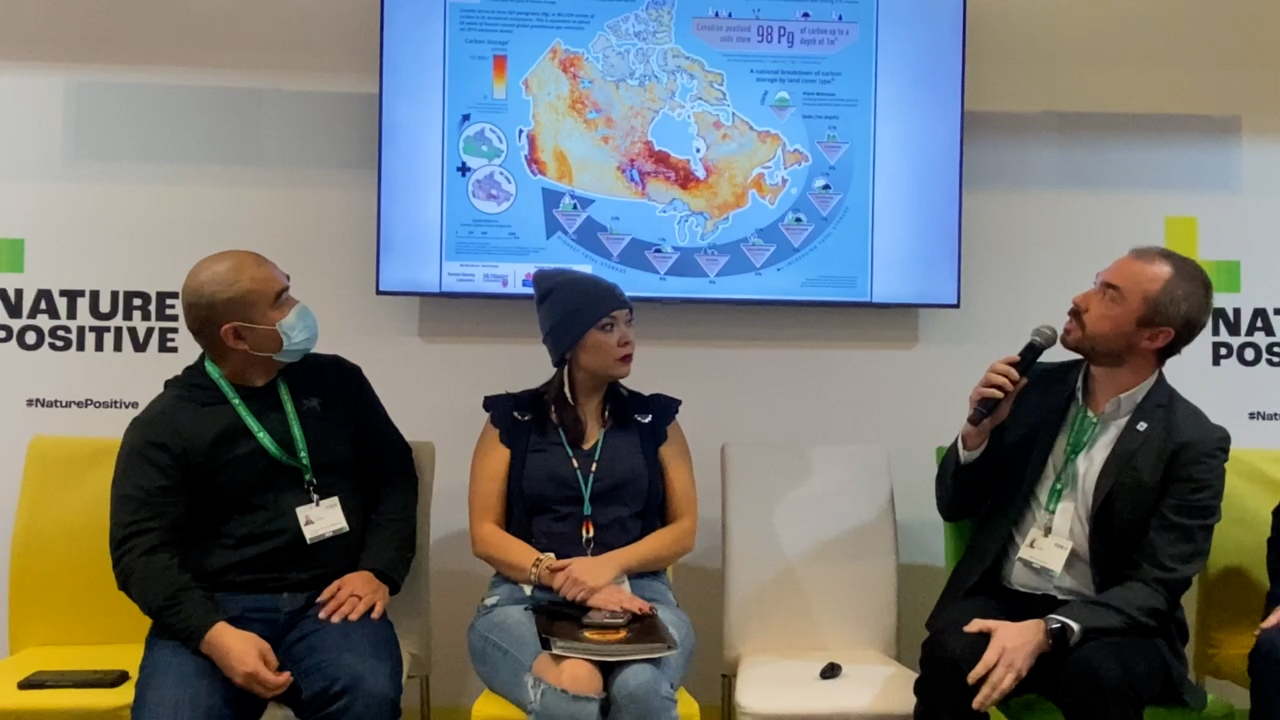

{"left": 1016, "top": 533, "right": 1073, "bottom": 577}
{"left": 295, "top": 497, "right": 350, "bottom": 544}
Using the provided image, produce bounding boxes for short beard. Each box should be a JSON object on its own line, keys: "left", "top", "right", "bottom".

{"left": 1083, "top": 347, "right": 1128, "bottom": 368}
{"left": 1066, "top": 335, "right": 1131, "bottom": 368}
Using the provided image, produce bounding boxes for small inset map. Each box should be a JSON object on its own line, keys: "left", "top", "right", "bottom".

{"left": 468, "top": 166, "right": 517, "bottom": 214}
{"left": 459, "top": 122, "right": 508, "bottom": 168}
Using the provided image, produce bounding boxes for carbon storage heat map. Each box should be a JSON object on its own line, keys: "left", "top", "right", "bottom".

{"left": 440, "top": 0, "right": 877, "bottom": 301}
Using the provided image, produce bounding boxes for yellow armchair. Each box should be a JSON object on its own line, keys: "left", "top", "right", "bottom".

{"left": 1194, "top": 448, "right": 1280, "bottom": 689}
{"left": 0, "top": 436, "right": 150, "bottom": 719}
{"left": 471, "top": 686, "right": 701, "bottom": 719}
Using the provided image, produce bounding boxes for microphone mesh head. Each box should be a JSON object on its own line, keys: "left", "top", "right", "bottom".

{"left": 1030, "top": 324, "right": 1059, "bottom": 349}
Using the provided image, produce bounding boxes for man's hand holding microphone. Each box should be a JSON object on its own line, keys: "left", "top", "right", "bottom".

{"left": 960, "top": 356, "right": 1027, "bottom": 452}
{"left": 960, "top": 325, "right": 1059, "bottom": 453}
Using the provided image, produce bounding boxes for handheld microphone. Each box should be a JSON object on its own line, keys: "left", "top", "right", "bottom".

{"left": 966, "top": 324, "right": 1059, "bottom": 427}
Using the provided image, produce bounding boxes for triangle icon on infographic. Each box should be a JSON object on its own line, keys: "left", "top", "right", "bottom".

{"left": 598, "top": 233, "right": 631, "bottom": 259}
{"left": 741, "top": 243, "right": 776, "bottom": 268}
{"left": 777, "top": 222, "right": 814, "bottom": 248}
{"left": 695, "top": 252, "right": 729, "bottom": 278}
{"left": 645, "top": 248, "right": 679, "bottom": 275}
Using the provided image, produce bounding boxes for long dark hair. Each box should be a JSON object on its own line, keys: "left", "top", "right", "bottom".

{"left": 537, "top": 365, "right": 625, "bottom": 448}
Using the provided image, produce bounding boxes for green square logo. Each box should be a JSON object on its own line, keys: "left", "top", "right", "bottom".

{"left": 1200, "top": 259, "right": 1241, "bottom": 295}
{"left": 1163, "top": 217, "right": 1240, "bottom": 294}
{"left": 0, "top": 238, "right": 23, "bottom": 274}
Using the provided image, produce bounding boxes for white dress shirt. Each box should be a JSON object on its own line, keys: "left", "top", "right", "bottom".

{"left": 956, "top": 368, "right": 1159, "bottom": 641}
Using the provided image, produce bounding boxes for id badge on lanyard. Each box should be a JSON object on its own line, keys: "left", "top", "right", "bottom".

{"left": 1016, "top": 517, "right": 1074, "bottom": 576}
{"left": 1017, "top": 405, "right": 1098, "bottom": 577}
{"left": 203, "top": 357, "right": 349, "bottom": 543}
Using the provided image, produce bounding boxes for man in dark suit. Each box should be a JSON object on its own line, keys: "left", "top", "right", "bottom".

{"left": 915, "top": 247, "right": 1230, "bottom": 720}
{"left": 1249, "top": 502, "right": 1280, "bottom": 718}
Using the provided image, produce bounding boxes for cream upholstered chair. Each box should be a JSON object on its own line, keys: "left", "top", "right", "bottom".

{"left": 720, "top": 443, "right": 916, "bottom": 719}
{"left": 266, "top": 440, "right": 435, "bottom": 720}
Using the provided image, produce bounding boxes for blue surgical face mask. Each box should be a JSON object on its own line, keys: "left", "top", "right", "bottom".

{"left": 240, "top": 302, "right": 319, "bottom": 363}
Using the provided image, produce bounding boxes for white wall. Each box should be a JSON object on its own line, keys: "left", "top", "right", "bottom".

{"left": 1, "top": 0, "right": 1278, "bottom": 712}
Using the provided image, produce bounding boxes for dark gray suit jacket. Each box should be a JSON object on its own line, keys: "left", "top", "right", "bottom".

{"left": 929, "top": 359, "right": 1230, "bottom": 708}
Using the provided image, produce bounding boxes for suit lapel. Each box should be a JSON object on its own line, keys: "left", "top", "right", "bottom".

{"left": 1014, "top": 364, "right": 1081, "bottom": 507}
{"left": 1090, "top": 373, "right": 1171, "bottom": 516}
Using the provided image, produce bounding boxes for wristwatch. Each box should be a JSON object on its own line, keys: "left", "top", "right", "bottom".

{"left": 1043, "top": 617, "right": 1072, "bottom": 651}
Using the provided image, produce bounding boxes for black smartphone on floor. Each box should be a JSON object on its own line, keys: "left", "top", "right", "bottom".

{"left": 17, "top": 670, "right": 130, "bottom": 690}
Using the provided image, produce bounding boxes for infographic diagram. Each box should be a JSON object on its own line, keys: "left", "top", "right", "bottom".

{"left": 442, "top": 0, "right": 877, "bottom": 300}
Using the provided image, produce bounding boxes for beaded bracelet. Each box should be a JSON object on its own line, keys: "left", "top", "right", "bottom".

{"left": 529, "top": 552, "right": 555, "bottom": 585}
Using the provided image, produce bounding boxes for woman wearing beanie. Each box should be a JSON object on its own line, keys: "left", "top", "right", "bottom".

{"left": 466, "top": 268, "right": 698, "bottom": 719}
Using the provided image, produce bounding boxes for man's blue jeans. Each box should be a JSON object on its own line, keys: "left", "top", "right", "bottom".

{"left": 133, "top": 591, "right": 402, "bottom": 720}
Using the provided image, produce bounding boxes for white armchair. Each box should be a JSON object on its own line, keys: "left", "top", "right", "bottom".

{"left": 720, "top": 443, "right": 916, "bottom": 719}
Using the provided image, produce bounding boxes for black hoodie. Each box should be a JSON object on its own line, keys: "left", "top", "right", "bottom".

{"left": 109, "top": 352, "right": 418, "bottom": 650}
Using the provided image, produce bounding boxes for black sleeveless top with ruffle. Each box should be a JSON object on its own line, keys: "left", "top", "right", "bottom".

{"left": 483, "top": 386, "right": 681, "bottom": 560}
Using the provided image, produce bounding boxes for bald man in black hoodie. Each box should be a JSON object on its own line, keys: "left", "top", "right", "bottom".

{"left": 110, "top": 251, "right": 417, "bottom": 720}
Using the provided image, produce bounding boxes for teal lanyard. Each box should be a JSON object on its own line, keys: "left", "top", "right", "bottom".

{"left": 1042, "top": 403, "right": 1099, "bottom": 536}
{"left": 203, "top": 357, "right": 318, "bottom": 504}
{"left": 557, "top": 425, "right": 606, "bottom": 556}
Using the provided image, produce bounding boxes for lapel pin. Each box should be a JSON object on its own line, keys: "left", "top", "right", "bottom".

{"left": 1136, "top": 421, "right": 1148, "bottom": 432}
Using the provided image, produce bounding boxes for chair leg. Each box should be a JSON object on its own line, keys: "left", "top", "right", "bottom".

{"left": 418, "top": 674, "right": 431, "bottom": 720}
{"left": 720, "top": 674, "right": 734, "bottom": 720}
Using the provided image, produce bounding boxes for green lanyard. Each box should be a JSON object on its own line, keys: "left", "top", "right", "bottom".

{"left": 203, "top": 357, "right": 318, "bottom": 504}
{"left": 1041, "top": 403, "right": 1099, "bottom": 536}
{"left": 557, "top": 425, "right": 606, "bottom": 556}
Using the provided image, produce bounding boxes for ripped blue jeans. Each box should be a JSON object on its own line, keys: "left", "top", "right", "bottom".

{"left": 467, "top": 572, "right": 695, "bottom": 720}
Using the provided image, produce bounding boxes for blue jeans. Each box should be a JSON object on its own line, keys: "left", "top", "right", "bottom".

{"left": 133, "top": 591, "right": 403, "bottom": 720}
{"left": 467, "top": 572, "right": 695, "bottom": 720}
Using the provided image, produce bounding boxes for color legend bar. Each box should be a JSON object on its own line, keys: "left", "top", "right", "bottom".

{"left": 492, "top": 54, "right": 508, "bottom": 101}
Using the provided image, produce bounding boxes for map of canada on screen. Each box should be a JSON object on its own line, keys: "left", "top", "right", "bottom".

{"left": 378, "top": 0, "right": 964, "bottom": 306}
